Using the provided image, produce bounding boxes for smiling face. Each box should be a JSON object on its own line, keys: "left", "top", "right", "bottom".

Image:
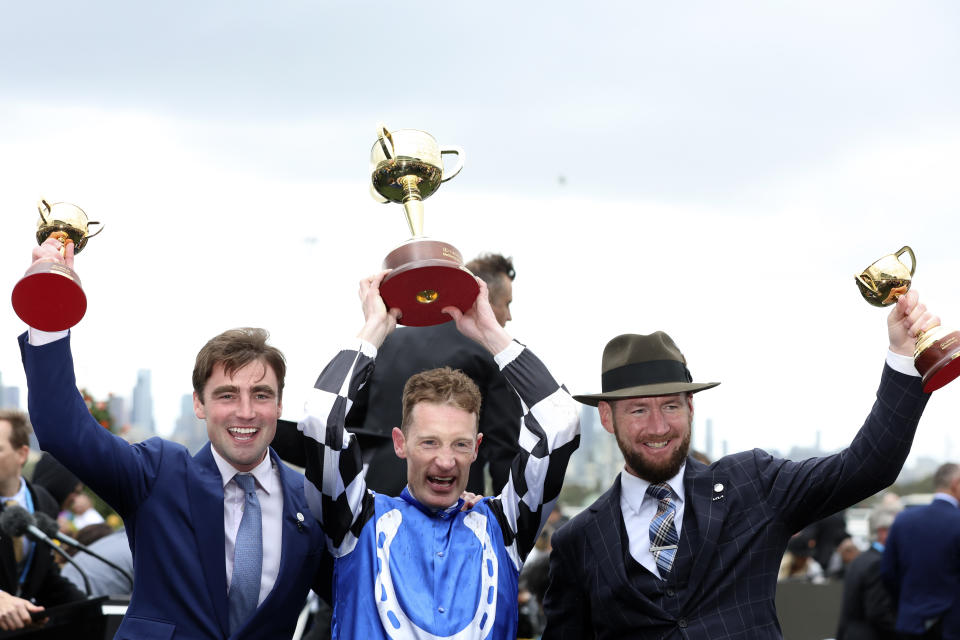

{"left": 194, "top": 359, "right": 281, "bottom": 472}
{"left": 599, "top": 393, "right": 693, "bottom": 483}
{"left": 392, "top": 401, "right": 481, "bottom": 509}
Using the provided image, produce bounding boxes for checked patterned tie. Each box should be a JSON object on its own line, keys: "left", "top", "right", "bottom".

{"left": 647, "top": 482, "right": 679, "bottom": 576}
{"left": 228, "top": 474, "right": 262, "bottom": 635}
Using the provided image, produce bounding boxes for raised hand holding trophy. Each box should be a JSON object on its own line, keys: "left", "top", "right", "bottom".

{"left": 12, "top": 199, "right": 103, "bottom": 331}
{"left": 856, "top": 245, "right": 960, "bottom": 392}
{"left": 370, "top": 124, "right": 479, "bottom": 326}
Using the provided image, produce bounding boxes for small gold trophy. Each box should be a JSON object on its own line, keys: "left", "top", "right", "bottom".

{"left": 370, "top": 124, "right": 478, "bottom": 326}
{"left": 12, "top": 199, "right": 103, "bottom": 331}
{"left": 856, "top": 246, "right": 960, "bottom": 392}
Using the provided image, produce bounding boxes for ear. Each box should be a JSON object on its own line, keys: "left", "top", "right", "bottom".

{"left": 686, "top": 394, "right": 695, "bottom": 419}
{"left": 15, "top": 445, "right": 29, "bottom": 469}
{"left": 598, "top": 401, "right": 615, "bottom": 435}
{"left": 473, "top": 433, "right": 483, "bottom": 461}
{"left": 193, "top": 391, "right": 206, "bottom": 420}
{"left": 392, "top": 427, "right": 407, "bottom": 459}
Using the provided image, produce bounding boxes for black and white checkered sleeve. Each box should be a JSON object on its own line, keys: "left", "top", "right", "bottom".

{"left": 488, "top": 341, "right": 581, "bottom": 570}
{"left": 298, "top": 340, "right": 377, "bottom": 557}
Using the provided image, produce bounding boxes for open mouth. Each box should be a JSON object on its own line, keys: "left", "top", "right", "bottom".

{"left": 228, "top": 427, "right": 259, "bottom": 442}
{"left": 644, "top": 440, "right": 671, "bottom": 450}
{"left": 427, "top": 475, "right": 455, "bottom": 490}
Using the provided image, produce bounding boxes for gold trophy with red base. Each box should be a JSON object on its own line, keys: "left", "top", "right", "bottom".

{"left": 12, "top": 199, "right": 103, "bottom": 331}
{"left": 370, "top": 124, "right": 478, "bottom": 326}
{"left": 856, "top": 245, "right": 960, "bottom": 392}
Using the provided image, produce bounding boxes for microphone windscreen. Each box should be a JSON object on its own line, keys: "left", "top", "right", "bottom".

{"left": 0, "top": 504, "right": 34, "bottom": 537}
{"left": 34, "top": 512, "right": 60, "bottom": 539}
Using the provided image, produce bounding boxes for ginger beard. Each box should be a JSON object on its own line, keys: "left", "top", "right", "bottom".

{"left": 611, "top": 412, "right": 692, "bottom": 484}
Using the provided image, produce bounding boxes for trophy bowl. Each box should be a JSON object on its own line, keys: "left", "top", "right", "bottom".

{"left": 12, "top": 200, "right": 102, "bottom": 331}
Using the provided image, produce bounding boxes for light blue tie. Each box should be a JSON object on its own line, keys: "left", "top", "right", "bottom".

{"left": 228, "top": 474, "right": 262, "bottom": 634}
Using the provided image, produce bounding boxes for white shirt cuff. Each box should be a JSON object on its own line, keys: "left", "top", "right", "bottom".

{"left": 28, "top": 328, "right": 69, "bottom": 346}
{"left": 494, "top": 340, "right": 524, "bottom": 369}
{"left": 358, "top": 339, "right": 377, "bottom": 359}
{"left": 885, "top": 349, "right": 919, "bottom": 377}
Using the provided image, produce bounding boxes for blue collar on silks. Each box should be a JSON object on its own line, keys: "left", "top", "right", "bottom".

{"left": 400, "top": 486, "right": 464, "bottom": 520}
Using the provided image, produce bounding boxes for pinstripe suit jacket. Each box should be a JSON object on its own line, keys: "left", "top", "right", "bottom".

{"left": 543, "top": 364, "right": 929, "bottom": 640}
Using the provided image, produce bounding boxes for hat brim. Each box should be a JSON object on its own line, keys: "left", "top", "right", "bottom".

{"left": 573, "top": 381, "right": 720, "bottom": 406}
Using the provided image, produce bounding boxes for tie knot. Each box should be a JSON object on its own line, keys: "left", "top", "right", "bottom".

{"left": 234, "top": 474, "right": 257, "bottom": 494}
{"left": 646, "top": 482, "right": 672, "bottom": 502}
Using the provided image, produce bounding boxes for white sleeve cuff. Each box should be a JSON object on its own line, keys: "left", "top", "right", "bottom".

{"left": 358, "top": 339, "right": 377, "bottom": 359}
{"left": 28, "top": 328, "right": 69, "bottom": 346}
{"left": 886, "top": 349, "right": 919, "bottom": 377}
{"left": 494, "top": 340, "right": 524, "bottom": 369}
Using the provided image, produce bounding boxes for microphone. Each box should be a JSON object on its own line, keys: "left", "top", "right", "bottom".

{"left": 34, "top": 512, "right": 133, "bottom": 588}
{"left": 0, "top": 504, "right": 91, "bottom": 596}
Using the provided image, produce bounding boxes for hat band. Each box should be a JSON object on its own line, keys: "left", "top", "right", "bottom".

{"left": 601, "top": 359, "right": 692, "bottom": 392}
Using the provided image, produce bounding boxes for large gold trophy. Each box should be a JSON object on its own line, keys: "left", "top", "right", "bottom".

{"left": 856, "top": 245, "right": 960, "bottom": 392}
{"left": 370, "top": 124, "right": 478, "bottom": 326}
{"left": 12, "top": 199, "right": 103, "bottom": 331}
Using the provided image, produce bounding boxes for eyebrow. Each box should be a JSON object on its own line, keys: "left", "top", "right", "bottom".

{"left": 209, "top": 385, "right": 276, "bottom": 396}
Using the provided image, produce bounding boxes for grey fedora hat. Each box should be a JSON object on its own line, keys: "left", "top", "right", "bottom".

{"left": 573, "top": 331, "right": 720, "bottom": 406}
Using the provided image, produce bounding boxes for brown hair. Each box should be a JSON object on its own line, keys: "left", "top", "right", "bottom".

{"left": 400, "top": 367, "right": 482, "bottom": 434}
{"left": 466, "top": 253, "right": 515, "bottom": 295}
{"left": 193, "top": 328, "right": 286, "bottom": 401}
{"left": 0, "top": 410, "right": 32, "bottom": 450}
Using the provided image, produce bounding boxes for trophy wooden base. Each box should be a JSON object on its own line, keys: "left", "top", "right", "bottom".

{"left": 381, "top": 238, "right": 479, "bottom": 327}
{"left": 11, "top": 261, "right": 87, "bottom": 331}
{"left": 916, "top": 328, "right": 960, "bottom": 392}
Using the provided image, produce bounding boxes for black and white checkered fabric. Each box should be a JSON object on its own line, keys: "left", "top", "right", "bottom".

{"left": 298, "top": 338, "right": 581, "bottom": 568}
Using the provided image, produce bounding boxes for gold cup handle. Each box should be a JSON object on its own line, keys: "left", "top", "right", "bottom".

{"left": 440, "top": 146, "right": 465, "bottom": 182}
{"left": 895, "top": 245, "right": 916, "bottom": 277}
{"left": 85, "top": 221, "right": 105, "bottom": 239}
{"left": 376, "top": 123, "right": 394, "bottom": 160}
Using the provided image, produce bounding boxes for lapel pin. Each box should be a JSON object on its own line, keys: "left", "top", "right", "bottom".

{"left": 297, "top": 512, "right": 305, "bottom": 531}
{"left": 712, "top": 483, "right": 725, "bottom": 501}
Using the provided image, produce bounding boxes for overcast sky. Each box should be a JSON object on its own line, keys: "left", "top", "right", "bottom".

{"left": 2, "top": 2, "right": 959, "bottom": 467}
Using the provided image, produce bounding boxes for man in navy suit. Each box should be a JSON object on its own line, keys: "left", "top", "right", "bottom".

{"left": 882, "top": 462, "right": 960, "bottom": 639}
{"left": 18, "top": 237, "right": 330, "bottom": 639}
{"left": 542, "top": 291, "right": 936, "bottom": 640}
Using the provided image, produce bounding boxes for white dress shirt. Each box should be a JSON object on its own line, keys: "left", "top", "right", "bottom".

{"left": 620, "top": 465, "right": 686, "bottom": 580}
{"left": 211, "top": 447, "right": 284, "bottom": 607}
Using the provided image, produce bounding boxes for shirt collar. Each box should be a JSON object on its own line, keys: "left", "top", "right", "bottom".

{"left": 934, "top": 492, "right": 959, "bottom": 508}
{"left": 0, "top": 477, "right": 28, "bottom": 507}
{"left": 211, "top": 447, "right": 276, "bottom": 495}
{"left": 620, "top": 463, "right": 686, "bottom": 515}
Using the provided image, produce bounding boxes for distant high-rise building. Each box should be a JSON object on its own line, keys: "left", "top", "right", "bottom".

{"left": 1, "top": 387, "right": 20, "bottom": 410}
{"left": 705, "top": 418, "right": 714, "bottom": 461}
{"left": 173, "top": 393, "right": 207, "bottom": 454}
{"left": 107, "top": 394, "right": 127, "bottom": 431}
{"left": 131, "top": 369, "right": 155, "bottom": 433}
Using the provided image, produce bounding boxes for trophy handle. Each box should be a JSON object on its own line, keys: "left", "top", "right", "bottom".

{"left": 37, "top": 199, "right": 52, "bottom": 224}
{"left": 376, "top": 123, "right": 394, "bottom": 160}
{"left": 895, "top": 246, "right": 916, "bottom": 277}
{"left": 85, "top": 221, "right": 105, "bottom": 238}
{"left": 440, "top": 146, "right": 465, "bottom": 182}
{"left": 369, "top": 184, "right": 389, "bottom": 204}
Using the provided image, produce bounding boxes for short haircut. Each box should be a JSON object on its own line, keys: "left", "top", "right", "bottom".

{"left": 933, "top": 462, "right": 960, "bottom": 491}
{"left": 466, "top": 253, "right": 515, "bottom": 297}
{"left": 868, "top": 506, "right": 900, "bottom": 536}
{"left": 193, "top": 328, "right": 286, "bottom": 401}
{"left": 400, "top": 367, "right": 482, "bottom": 434}
{"left": 0, "top": 410, "right": 32, "bottom": 450}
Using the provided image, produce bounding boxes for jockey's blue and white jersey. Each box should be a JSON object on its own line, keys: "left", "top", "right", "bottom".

{"left": 300, "top": 340, "right": 580, "bottom": 640}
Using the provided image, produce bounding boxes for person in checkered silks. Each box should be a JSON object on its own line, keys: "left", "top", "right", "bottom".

{"left": 297, "top": 271, "right": 580, "bottom": 640}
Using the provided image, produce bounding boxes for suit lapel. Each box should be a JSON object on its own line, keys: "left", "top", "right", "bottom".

{"left": 586, "top": 475, "right": 661, "bottom": 614}
{"left": 680, "top": 458, "right": 729, "bottom": 610}
{"left": 188, "top": 443, "right": 230, "bottom": 638}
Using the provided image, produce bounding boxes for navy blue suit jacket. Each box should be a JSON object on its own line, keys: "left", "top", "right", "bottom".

{"left": 20, "top": 333, "right": 330, "bottom": 639}
{"left": 543, "top": 364, "right": 928, "bottom": 640}
{"left": 882, "top": 497, "right": 960, "bottom": 639}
